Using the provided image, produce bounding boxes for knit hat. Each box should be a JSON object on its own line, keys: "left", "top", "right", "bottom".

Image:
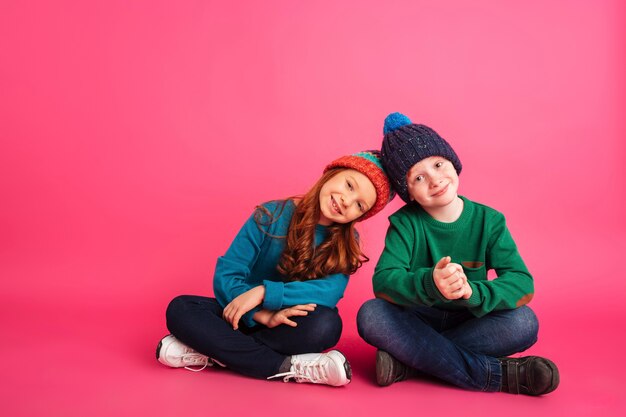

{"left": 381, "top": 112, "right": 462, "bottom": 203}
{"left": 324, "top": 150, "right": 395, "bottom": 221}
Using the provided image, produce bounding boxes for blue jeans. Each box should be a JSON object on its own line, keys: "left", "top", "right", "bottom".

{"left": 165, "top": 295, "right": 343, "bottom": 379}
{"left": 357, "top": 299, "right": 539, "bottom": 391}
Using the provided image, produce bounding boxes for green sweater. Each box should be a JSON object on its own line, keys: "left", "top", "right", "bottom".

{"left": 373, "top": 196, "right": 534, "bottom": 317}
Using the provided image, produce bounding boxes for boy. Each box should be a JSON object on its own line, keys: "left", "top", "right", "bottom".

{"left": 357, "top": 112, "right": 559, "bottom": 395}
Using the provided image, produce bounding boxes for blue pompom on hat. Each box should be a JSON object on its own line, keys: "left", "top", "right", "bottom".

{"left": 381, "top": 112, "right": 462, "bottom": 203}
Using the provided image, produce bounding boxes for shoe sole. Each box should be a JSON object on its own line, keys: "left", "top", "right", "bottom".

{"left": 156, "top": 339, "right": 162, "bottom": 361}
{"left": 376, "top": 350, "right": 395, "bottom": 387}
{"left": 376, "top": 350, "right": 411, "bottom": 387}
{"left": 343, "top": 356, "right": 352, "bottom": 381}
{"left": 327, "top": 350, "right": 352, "bottom": 386}
{"left": 156, "top": 334, "right": 176, "bottom": 366}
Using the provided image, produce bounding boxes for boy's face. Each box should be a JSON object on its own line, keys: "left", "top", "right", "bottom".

{"left": 406, "top": 156, "right": 459, "bottom": 208}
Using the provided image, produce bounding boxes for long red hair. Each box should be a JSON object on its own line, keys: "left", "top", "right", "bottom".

{"left": 254, "top": 168, "right": 368, "bottom": 282}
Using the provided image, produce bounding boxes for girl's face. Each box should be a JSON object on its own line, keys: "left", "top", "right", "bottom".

{"left": 318, "top": 169, "right": 377, "bottom": 225}
{"left": 406, "top": 156, "right": 459, "bottom": 209}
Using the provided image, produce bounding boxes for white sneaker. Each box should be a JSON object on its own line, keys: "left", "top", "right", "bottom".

{"left": 156, "top": 335, "right": 225, "bottom": 372}
{"left": 268, "top": 350, "right": 351, "bottom": 387}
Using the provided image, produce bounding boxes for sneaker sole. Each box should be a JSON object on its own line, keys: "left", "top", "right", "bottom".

{"left": 156, "top": 338, "right": 163, "bottom": 361}
{"left": 156, "top": 334, "right": 177, "bottom": 366}
{"left": 327, "top": 350, "right": 352, "bottom": 386}
{"left": 343, "top": 356, "right": 352, "bottom": 381}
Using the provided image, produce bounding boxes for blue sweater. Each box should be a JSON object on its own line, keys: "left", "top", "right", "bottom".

{"left": 213, "top": 200, "right": 349, "bottom": 327}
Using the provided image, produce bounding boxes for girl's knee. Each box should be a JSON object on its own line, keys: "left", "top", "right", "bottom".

{"left": 166, "top": 295, "right": 189, "bottom": 317}
{"left": 289, "top": 306, "right": 342, "bottom": 351}
{"left": 310, "top": 307, "right": 343, "bottom": 348}
{"left": 165, "top": 295, "right": 198, "bottom": 329}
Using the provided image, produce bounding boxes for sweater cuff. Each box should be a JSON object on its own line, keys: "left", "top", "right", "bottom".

{"left": 422, "top": 268, "right": 450, "bottom": 303}
{"left": 242, "top": 307, "right": 261, "bottom": 328}
{"left": 262, "top": 280, "right": 284, "bottom": 310}
{"left": 455, "top": 282, "right": 481, "bottom": 308}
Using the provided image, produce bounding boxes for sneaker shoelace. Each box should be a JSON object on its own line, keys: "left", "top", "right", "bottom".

{"left": 182, "top": 353, "right": 211, "bottom": 372}
{"left": 268, "top": 360, "right": 328, "bottom": 383}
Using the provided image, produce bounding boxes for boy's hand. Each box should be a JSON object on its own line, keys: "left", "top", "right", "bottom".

{"left": 433, "top": 256, "right": 467, "bottom": 300}
{"left": 460, "top": 281, "right": 473, "bottom": 300}
{"left": 223, "top": 285, "right": 265, "bottom": 330}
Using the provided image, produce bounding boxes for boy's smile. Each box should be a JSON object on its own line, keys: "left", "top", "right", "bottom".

{"left": 431, "top": 183, "right": 450, "bottom": 197}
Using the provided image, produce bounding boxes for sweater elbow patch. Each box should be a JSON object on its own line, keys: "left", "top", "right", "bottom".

{"left": 516, "top": 293, "right": 534, "bottom": 307}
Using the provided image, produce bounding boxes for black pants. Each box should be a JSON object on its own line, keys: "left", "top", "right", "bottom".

{"left": 165, "top": 295, "right": 343, "bottom": 379}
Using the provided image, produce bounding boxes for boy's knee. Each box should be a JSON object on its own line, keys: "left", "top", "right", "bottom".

{"left": 513, "top": 306, "right": 539, "bottom": 341}
{"left": 509, "top": 306, "right": 538, "bottom": 329}
{"left": 357, "top": 298, "right": 391, "bottom": 339}
{"left": 496, "top": 306, "right": 539, "bottom": 353}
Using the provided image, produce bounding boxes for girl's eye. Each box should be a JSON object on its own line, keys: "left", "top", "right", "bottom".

{"left": 415, "top": 175, "right": 424, "bottom": 182}
{"left": 435, "top": 162, "right": 443, "bottom": 168}
{"left": 346, "top": 180, "right": 353, "bottom": 190}
{"left": 358, "top": 202, "right": 364, "bottom": 212}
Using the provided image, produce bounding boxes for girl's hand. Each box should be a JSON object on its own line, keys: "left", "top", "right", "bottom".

{"left": 223, "top": 286, "right": 265, "bottom": 330}
{"left": 433, "top": 256, "right": 467, "bottom": 300}
{"left": 265, "top": 304, "right": 317, "bottom": 328}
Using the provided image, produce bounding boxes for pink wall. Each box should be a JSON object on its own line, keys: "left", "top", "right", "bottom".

{"left": 2, "top": 1, "right": 626, "bottom": 416}
{"left": 1, "top": 0, "right": 625, "bottom": 334}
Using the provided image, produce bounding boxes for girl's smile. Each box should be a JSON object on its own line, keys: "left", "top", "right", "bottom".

{"left": 331, "top": 196, "right": 342, "bottom": 215}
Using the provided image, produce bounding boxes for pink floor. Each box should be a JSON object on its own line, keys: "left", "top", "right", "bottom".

{"left": 4, "top": 236, "right": 625, "bottom": 417}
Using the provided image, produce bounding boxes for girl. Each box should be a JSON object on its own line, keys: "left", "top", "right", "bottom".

{"left": 157, "top": 150, "right": 394, "bottom": 387}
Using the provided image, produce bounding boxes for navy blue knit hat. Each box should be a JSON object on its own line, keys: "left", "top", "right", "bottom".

{"left": 381, "top": 112, "right": 462, "bottom": 203}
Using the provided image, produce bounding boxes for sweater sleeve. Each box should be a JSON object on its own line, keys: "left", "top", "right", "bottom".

{"left": 373, "top": 215, "right": 451, "bottom": 306}
{"left": 213, "top": 210, "right": 267, "bottom": 327}
{"left": 262, "top": 273, "right": 348, "bottom": 310}
{"left": 455, "top": 214, "right": 534, "bottom": 317}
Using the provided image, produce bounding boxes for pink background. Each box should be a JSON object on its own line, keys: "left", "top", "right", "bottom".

{"left": 1, "top": 1, "right": 625, "bottom": 416}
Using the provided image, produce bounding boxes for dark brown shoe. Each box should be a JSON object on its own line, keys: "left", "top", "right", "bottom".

{"left": 499, "top": 356, "right": 559, "bottom": 395}
{"left": 376, "top": 350, "right": 414, "bottom": 387}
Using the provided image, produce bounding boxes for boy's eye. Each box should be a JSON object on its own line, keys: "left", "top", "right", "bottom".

{"left": 415, "top": 175, "right": 424, "bottom": 182}
{"left": 357, "top": 202, "right": 364, "bottom": 212}
{"left": 346, "top": 180, "right": 353, "bottom": 190}
{"left": 435, "top": 161, "right": 443, "bottom": 168}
